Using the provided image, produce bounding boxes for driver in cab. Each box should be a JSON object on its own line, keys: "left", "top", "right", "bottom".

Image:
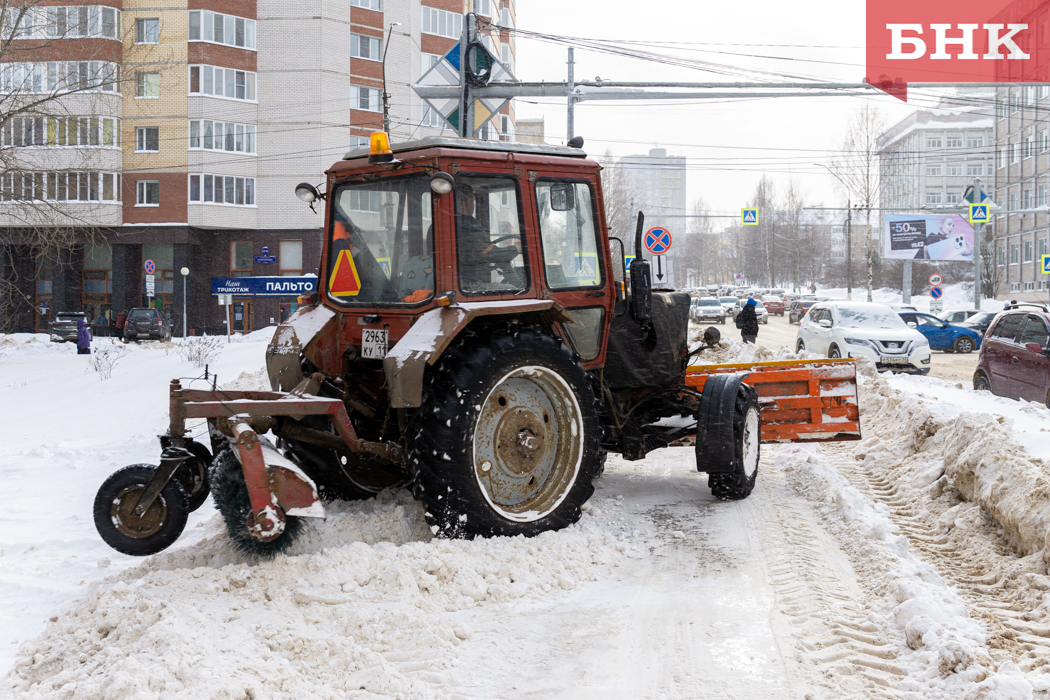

{"left": 455, "top": 183, "right": 520, "bottom": 289}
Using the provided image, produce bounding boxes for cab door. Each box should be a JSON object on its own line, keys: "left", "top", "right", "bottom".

{"left": 529, "top": 176, "right": 614, "bottom": 365}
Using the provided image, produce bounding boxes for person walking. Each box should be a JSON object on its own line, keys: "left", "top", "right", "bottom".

{"left": 736, "top": 297, "right": 759, "bottom": 344}
{"left": 76, "top": 318, "right": 92, "bottom": 355}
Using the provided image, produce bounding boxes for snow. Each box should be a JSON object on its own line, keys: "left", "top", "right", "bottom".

{"left": 4, "top": 331, "right": 1050, "bottom": 698}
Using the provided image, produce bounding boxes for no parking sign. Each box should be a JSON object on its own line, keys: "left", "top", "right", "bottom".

{"left": 644, "top": 227, "right": 672, "bottom": 255}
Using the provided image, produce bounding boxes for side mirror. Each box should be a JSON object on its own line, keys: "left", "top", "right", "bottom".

{"left": 818, "top": 319, "right": 832, "bottom": 329}
{"left": 1026, "top": 342, "right": 1045, "bottom": 354}
{"left": 907, "top": 322, "right": 917, "bottom": 329}
{"left": 549, "top": 183, "right": 575, "bottom": 211}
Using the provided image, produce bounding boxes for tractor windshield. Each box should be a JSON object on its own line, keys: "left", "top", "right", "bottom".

{"left": 326, "top": 175, "right": 434, "bottom": 306}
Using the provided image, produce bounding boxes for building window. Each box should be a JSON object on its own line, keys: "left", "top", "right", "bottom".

{"left": 0, "top": 61, "right": 119, "bottom": 94}
{"left": 421, "top": 104, "right": 443, "bottom": 128}
{"left": 352, "top": 86, "right": 381, "bottom": 112}
{"left": 135, "top": 18, "right": 159, "bottom": 44}
{"left": 1025, "top": 240, "right": 1034, "bottom": 262}
{"left": 927, "top": 137, "right": 942, "bottom": 149}
{"left": 188, "top": 174, "right": 255, "bottom": 206}
{"left": 998, "top": 244, "right": 1006, "bottom": 266}
{"left": 946, "top": 192, "right": 961, "bottom": 204}
{"left": 350, "top": 33, "right": 381, "bottom": 60}
{"left": 188, "top": 65, "right": 256, "bottom": 101}
{"left": 1010, "top": 142, "right": 1018, "bottom": 163}
{"left": 967, "top": 136, "right": 983, "bottom": 149}
{"left": 1011, "top": 90, "right": 1019, "bottom": 112}
{"left": 1011, "top": 282, "right": 1021, "bottom": 292}
{"left": 136, "top": 180, "right": 159, "bottom": 206}
{"left": 1024, "top": 281, "right": 1035, "bottom": 291}
{"left": 279, "top": 240, "right": 303, "bottom": 276}
{"left": 1039, "top": 238, "right": 1048, "bottom": 259}
{"left": 1024, "top": 188, "right": 1034, "bottom": 209}
{"left": 1025, "top": 135, "right": 1034, "bottom": 158}
{"left": 135, "top": 126, "right": 159, "bottom": 152}
{"left": 1040, "top": 184, "right": 1047, "bottom": 207}
{"left": 946, "top": 136, "right": 962, "bottom": 148}
{"left": 925, "top": 192, "right": 942, "bottom": 204}
{"left": 13, "top": 6, "right": 125, "bottom": 40}
{"left": 349, "top": 0, "right": 381, "bottom": 8}
{"left": 351, "top": 135, "right": 369, "bottom": 148}
{"left": 421, "top": 7, "right": 462, "bottom": 40}
{"left": 946, "top": 163, "right": 963, "bottom": 176}
{"left": 998, "top": 148, "right": 1006, "bottom": 170}
{"left": 967, "top": 163, "right": 983, "bottom": 176}
{"left": 501, "top": 6, "right": 513, "bottom": 26}
{"left": 1010, "top": 192, "right": 1019, "bottom": 211}
{"left": 136, "top": 72, "right": 159, "bottom": 98}
{"left": 0, "top": 171, "right": 118, "bottom": 202}
{"left": 188, "top": 120, "right": 255, "bottom": 153}
{"left": 925, "top": 164, "right": 942, "bottom": 176}
{"left": 1011, "top": 242, "right": 1020, "bottom": 264}
{"left": 188, "top": 10, "right": 256, "bottom": 50}
{"left": 230, "top": 242, "right": 252, "bottom": 276}
{"left": 998, "top": 98, "right": 1007, "bottom": 119}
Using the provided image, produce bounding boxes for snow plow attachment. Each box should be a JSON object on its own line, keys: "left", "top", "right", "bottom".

{"left": 685, "top": 358, "right": 861, "bottom": 443}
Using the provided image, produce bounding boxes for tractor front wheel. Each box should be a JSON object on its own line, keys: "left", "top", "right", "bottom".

{"left": 695, "top": 375, "right": 761, "bottom": 501}
{"left": 407, "top": 324, "right": 602, "bottom": 538}
{"left": 93, "top": 464, "right": 189, "bottom": 556}
{"left": 210, "top": 448, "right": 303, "bottom": 558}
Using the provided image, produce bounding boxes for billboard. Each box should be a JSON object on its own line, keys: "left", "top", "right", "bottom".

{"left": 883, "top": 215, "right": 974, "bottom": 261}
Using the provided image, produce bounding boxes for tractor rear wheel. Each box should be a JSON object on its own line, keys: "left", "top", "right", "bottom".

{"left": 209, "top": 448, "right": 303, "bottom": 558}
{"left": 406, "top": 323, "right": 602, "bottom": 538}
{"left": 695, "top": 375, "right": 761, "bottom": 501}
{"left": 93, "top": 464, "right": 189, "bottom": 556}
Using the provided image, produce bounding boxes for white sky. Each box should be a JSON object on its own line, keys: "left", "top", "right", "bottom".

{"left": 512, "top": 0, "right": 945, "bottom": 230}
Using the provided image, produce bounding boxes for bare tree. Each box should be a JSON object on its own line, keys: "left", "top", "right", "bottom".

{"left": 745, "top": 176, "right": 776, "bottom": 286}
{"left": 832, "top": 104, "right": 884, "bottom": 301}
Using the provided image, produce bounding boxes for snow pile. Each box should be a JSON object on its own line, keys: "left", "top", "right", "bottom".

{"left": 690, "top": 337, "right": 821, "bottom": 365}
{"left": 5, "top": 491, "right": 638, "bottom": 699}
{"left": 777, "top": 445, "right": 1033, "bottom": 698}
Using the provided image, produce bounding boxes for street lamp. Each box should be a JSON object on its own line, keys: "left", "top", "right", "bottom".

{"left": 381, "top": 22, "right": 401, "bottom": 135}
{"left": 816, "top": 163, "right": 853, "bottom": 301}
{"left": 180, "top": 267, "right": 189, "bottom": 338}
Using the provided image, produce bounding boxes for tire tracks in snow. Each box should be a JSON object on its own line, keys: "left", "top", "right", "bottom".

{"left": 823, "top": 442, "right": 1050, "bottom": 679}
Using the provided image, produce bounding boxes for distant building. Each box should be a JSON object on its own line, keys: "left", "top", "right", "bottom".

{"left": 515, "top": 117, "right": 544, "bottom": 144}
{"left": 618, "top": 147, "right": 686, "bottom": 235}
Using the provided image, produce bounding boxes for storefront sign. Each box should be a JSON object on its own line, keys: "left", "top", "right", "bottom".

{"left": 211, "top": 276, "right": 317, "bottom": 297}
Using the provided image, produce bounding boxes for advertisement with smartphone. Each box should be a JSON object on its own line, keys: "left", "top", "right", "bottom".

{"left": 883, "top": 215, "right": 975, "bottom": 261}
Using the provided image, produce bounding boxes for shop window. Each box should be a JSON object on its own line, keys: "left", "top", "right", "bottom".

{"left": 231, "top": 241, "right": 252, "bottom": 277}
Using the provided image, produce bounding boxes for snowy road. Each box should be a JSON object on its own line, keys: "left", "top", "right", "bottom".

{"left": 4, "top": 329, "right": 1050, "bottom": 698}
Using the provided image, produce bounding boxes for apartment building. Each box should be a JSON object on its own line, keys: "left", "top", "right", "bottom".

{"left": 992, "top": 85, "right": 1050, "bottom": 302}
{"left": 876, "top": 93, "right": 995, "bottom": 255}
{"left": 0, "top": 0, "right": 517, "bottom": 335}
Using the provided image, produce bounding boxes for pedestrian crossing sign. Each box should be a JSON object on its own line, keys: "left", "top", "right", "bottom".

{"left": 574, "top": 253, "right": 600, "bottom": 285}
{"left": 1042, "top": 254, "right": 1050, "bottom": 274}
{"left": 742, "top": 208, "right": 758, "bottom": 226}
{"left": 624, "top": 254, "right": 636, "bottom": 270}
{"left": 969, "top": 203, "right": 990, "bottom": 224}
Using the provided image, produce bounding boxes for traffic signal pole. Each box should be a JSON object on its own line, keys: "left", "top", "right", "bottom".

{"left": 973, "top": 176, "right": 983, "bottom": 306}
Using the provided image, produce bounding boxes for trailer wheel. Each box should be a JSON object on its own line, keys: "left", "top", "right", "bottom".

{"left": 695, "top": 375, "right": 760, "bottom": 501}
{"left": 210, "top": 448, "right": 303, "bottom": 558}
{"left": 93, "top": 464, "right": 189, "bottom": 556}
{"left": 406, "top": 323, "right": 602, "bottom": 538}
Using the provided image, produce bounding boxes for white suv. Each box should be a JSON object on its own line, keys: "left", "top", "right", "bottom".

{"left": 795, "top": 302, "right": 931, "bottom": 374}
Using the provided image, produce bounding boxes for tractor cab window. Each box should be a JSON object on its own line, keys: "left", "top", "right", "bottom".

{"left": 326, "top": 175, "right": 434, "bottom": 305}
{"left": 535, "top": 180, "right": 603, "bottom": 290}
{"left": 454, "top": 175, "right": 527, "bottom": 295}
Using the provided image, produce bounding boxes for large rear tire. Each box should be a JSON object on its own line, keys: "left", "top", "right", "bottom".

{"left": 696, "top": 375, "right": 761, "bottom": 501}
{"left": 93, "top": 464, "right": 189, "bottom": 556}
{"left": 210, "top": 448, "right": 303, "bottom": 558}
{"left": 406, "top": 323, "right": 602, "bottom": 538}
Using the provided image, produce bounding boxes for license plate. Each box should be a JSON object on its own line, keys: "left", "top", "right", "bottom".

{"left": 880, "top": 356, "right": 909, "bottom": 364}
{"left": 362, "top": 328, "right": 388, "bottom": 359}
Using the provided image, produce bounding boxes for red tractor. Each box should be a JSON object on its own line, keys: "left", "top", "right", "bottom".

{"left": 94, "top": 134, "right": 861, "bottom": 557}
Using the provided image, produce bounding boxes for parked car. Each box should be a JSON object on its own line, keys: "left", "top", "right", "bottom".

{"left": 787, "top": 300, "right": 818, "bottom": 324}
{"left": 123, "top": 308, "right": 172, "bottom": 342}
{"left": 691, "top": 297, "right": 727, "bottom": 324}
{"left": 974, "top": 303, "right": 1050, "bottom": 406}
{"left": 49, "top": 311, "right": 89, "bottom": 342}
{"left": 959, "top": 310, "right": 999, "bottom": 337}
{"left": 762, "top": 295, "right": 785, "bottom": 316}
{"left": 769, "top": 288, "right": 787, "bottom": 298}
{"left": 719, "top": 296, "right": 742, "bottom": 320}
{"left": 899, "top": 312, "right": 983, "bottom": 353}
{"left": 796, "top": 302, "right": 931, "bottom": 374}
{"left": 939, "top": 309, "right": 981, "bottom": 325}
{"left": 887, "top": 303, "right": 919, "bottom": 312}
{"left": 783, "top": 293, "right": 801, "bottom": 303}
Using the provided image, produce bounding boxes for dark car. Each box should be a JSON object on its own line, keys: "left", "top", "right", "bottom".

{"left": 124, "top": 308, "right": 172, "bottom": 342}
{"left": 958, "top": 310, "right": 999, "bottom": 337}
{"left": 49, "top": 311, "right": 89, "bottom": 342}
{"left": 939, "top": 309, "right": 980, "bottom": 325}
{"left": 974, "top": 303, "right": 1050, "bottom": 407}
{"left": 899, "top": 312, "right": 983, "bottom": 353}
{"left": 788, "top": 300, "right": 817, "bottom": 324}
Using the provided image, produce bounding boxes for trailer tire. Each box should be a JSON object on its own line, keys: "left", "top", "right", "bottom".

{"left": 93, "top": 464, "right": 189, "bottom": 556}
{"left": 406, "top": 323, "right": 602, "bottom": 539}
{"left": 695, "top": 375, "right": 760, "bottom": 501}
{"left": 210, "top": 447, "right": 303, "bottom": 558}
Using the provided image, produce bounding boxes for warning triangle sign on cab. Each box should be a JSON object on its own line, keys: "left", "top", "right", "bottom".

{"left": 329, "top": 249, "right": 362, "bottom": 297}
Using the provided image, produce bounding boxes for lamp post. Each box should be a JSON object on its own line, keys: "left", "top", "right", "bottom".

{"left": 180, "top": 267, "right": 189, "bottom": 338}
{"left": 816, "top": 163, "right": 852, "bottom": 300}
{"left": 381, "top": 22, "right": 401, "bottom": 135}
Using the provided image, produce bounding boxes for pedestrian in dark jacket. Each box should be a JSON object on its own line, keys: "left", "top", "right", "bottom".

{"left": 735, "top": 297, "right": 759, "bottom": 344}
{"left": 76, "top": 318, "right": 91, "bottom": 355}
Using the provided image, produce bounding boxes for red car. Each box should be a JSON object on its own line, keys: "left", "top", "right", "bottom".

{"left": 973, "top": 303, "right": 1050, "bottom": 407}
{"left": 762, "top": 296, "right": 785, "bottom": 316}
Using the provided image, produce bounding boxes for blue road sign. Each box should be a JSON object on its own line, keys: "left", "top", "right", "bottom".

{"left": 644, "top": 227, "right": 672, "bottom": 255}
{"left": 931, "top": 286, "right": 943, "bottom": 299}
{"left": 969, "top": 203, "right": 989, "bottom": 223}
{"left": 625, "top": 254, "right": 636, "bottom": 269}
{"left": 742, "top": 208, "right": 759, "bottom": 225}
{"left": 1042, "top": 254, "right": 1050, "bottom": 274}
{"left": 254, "top": 255, "right": 277, "bottom": 264}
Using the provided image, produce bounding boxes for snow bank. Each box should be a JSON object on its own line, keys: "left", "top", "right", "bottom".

{"left": 4, "top": 491, "right": 638, "bottom": 699}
